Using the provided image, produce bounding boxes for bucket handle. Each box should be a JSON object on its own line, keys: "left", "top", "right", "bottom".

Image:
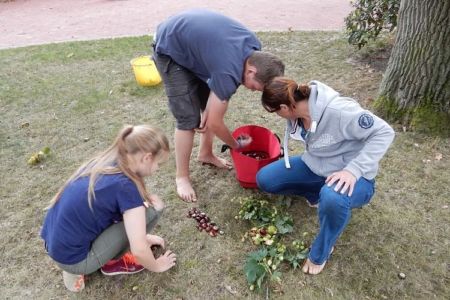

{"left": 274, "top": 133, "right": 284, "bottom": 158}
{"left": 221, "top": 144, "right": 231, "bottom": 153}
{"left": 221, "top": 133, "right": 284, "bottom": 157}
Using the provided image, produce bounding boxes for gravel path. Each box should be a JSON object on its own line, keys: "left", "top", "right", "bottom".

{"left": 0, "top": 0, "right": 352, "bottom": 49}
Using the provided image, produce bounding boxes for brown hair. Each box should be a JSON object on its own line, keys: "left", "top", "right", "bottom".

{"left": 247, "top": 51, "right": 285, "bottom": 85}
{"left": 48, "top": 125, "right": 170, "bottom": 209}
{"left": 261, "top": 77, "right": 310, "bottom": 112}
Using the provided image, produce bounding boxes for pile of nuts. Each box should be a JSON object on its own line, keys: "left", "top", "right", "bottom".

{"left": 242, "top": 151, "right": 269, "bottom": 160}
{"left": 187, "top": 207, "right": 224, "bottom": 237}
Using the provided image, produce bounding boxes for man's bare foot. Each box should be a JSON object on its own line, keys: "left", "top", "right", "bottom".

{"left": 302, "top": 247, "right": 334, "bottom": 275}
{"left": 176, "top": 177, "right": 197, "bottom": 202}
{"left": 198, "top": 155, "right": 233, "bottom": 169}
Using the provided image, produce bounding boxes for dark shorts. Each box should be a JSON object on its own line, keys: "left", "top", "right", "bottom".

{"left": 153, "top": 52, "right": 210, "bottom": 130}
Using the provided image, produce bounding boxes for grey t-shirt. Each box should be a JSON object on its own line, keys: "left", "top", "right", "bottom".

{"left": 154, "top": 9, "right": 261, "bottom": 100}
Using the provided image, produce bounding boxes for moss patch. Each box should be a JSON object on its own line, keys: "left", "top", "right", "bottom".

{"left": 374, "top": 96, "right": 450, "bottom": 137}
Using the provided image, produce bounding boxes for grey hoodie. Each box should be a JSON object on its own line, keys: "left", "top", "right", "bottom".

{"left": 282, "top": 81, "right": 395, "bottom": 180}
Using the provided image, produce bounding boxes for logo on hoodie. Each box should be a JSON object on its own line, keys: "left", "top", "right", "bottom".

{"left": 358, "top": 113, "right": 374, "bottom": 129}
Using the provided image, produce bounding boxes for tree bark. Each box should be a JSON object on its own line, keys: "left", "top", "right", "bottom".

{"left": 376, "top": 0, "right": 450, "bottom": 135}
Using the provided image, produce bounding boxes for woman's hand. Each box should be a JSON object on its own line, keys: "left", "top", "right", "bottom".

{"left": 149, "top": 194, "right": 165, "bottom": 211}
{"left": 155, "top": 250, "right": 177, "bottom": 272}
{"left": 146, "top": 234, "right": 165, "bottom": 248}
{"left": 325, "top": 170, "right": 356, "bottom": 196}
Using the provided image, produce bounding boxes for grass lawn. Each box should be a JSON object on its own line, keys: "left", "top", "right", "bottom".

{"left": 0, "top": 32, "right": 449, "bottom": 299}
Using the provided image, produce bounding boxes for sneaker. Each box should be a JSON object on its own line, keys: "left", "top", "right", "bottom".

{"left": 101, "top": 252, "right": 145, "bottom": 276}
{"left": 62, "top": 271, "right": 85, "bottom": 292}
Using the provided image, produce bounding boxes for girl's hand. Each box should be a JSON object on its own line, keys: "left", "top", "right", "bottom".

{"left": 146, "top": 234, "right": 165, "bottom": 248}
{"left": 325, "top": 170, "right": 356, "bottom": 196}
{"left": 155, "top": 250, "right": 177, "bottom": 272}
{"left": 149, "top": 194, "right": 165, "bottom": 211}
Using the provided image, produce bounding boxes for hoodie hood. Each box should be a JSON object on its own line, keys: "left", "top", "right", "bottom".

{"left": 283, "top": 81, "right": 340, "bottom": 168}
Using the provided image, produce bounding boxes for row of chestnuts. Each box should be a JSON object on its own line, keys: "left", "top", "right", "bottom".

{"left": 187, "top": 207, "right": 224, "bottom": 237}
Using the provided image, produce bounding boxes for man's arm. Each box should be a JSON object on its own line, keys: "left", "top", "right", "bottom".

{"left": 198, "top": 91, "right": 241, "bottom": 149}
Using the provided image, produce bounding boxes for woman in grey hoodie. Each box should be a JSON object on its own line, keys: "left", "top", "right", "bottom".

{"left": 256, "top": 77, "right": 395, "bottom": 275}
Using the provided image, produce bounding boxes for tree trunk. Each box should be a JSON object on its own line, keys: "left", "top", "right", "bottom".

{"left": 376, "top": 0, "right": 450, "bottom": 136}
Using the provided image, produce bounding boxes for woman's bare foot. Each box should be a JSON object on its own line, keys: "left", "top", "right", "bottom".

{"left": 176, "top": 177, "right": 197, "bottom": 202}
{"left": 198, "top": 155, "right": 233, "bottom": 169}
{"left": 302, "top": 258, "right": 326, "bottom": 275}
{"left": 302, "top": 247, "right": 334, "bottom": 275}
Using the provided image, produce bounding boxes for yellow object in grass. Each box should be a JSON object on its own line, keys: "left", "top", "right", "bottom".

{"left": 130, "top": 56, "right": 162, "bottom": 87}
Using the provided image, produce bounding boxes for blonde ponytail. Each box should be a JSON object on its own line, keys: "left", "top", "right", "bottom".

{"left": 48, "top": 125, "right": 169, "bottom": 210}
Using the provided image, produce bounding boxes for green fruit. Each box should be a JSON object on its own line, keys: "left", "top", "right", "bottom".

{"left": 42, "top": 146, "right": 51, "bottom": 155}
{"left": 28, "top": 156, "right": 38, "bottom": 165}
{"left": 267, "top": 225, "right": 277, "bottom": 235}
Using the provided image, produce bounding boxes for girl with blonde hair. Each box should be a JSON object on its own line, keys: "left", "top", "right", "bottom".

{"left": 41, "top": 125, "right": 176, "bottom": 292}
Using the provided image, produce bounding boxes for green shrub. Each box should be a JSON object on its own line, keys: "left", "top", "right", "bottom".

{"left": 345, "top": 0, "right": 400, "bottom": 48}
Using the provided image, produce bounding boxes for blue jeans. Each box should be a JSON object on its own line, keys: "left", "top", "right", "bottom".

{"left": 256, "top": 156, "right": 375, "bottom": 264}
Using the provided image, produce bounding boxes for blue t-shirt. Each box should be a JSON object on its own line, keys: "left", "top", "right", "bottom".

{"left": 40, "top": 173, "right": 144, "bottom": 265}
{"left": 154, "top": 9, "right": 261, "bottom": 100}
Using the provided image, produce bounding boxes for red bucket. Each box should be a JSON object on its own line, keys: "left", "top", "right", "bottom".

{"left": 226, "top": 125, "right": 281, "bottom": 188}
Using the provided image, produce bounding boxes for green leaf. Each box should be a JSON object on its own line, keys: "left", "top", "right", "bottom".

{"left": 271, "top": 271, "right": 282, "bottom": 283}
{"left": 248, "top": 248, "right": 268, "bottom": 261}
{"left": 275, "top": 216, "right": 294, "bottom": 234}
{"left": 256, "top": 271, "right": 267, "bottom": 289}
{"left": 244, "top": 259, "right": 266, "bottom": 285}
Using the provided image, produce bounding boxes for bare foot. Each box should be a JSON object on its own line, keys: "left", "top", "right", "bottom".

{"left": 302, "top": 247, "right": 334, "bottom": 275}
{"left": 306, "top": 199, "right": 318, "bottom": 208}
{"left": 198, "top": 155, "right": 233, "bottom": 169}
{"left": 176, "top": 177, "right": 197, "bottom": 202}
{"left": 302, "top": 258, "right": 326, "bottom": 275}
